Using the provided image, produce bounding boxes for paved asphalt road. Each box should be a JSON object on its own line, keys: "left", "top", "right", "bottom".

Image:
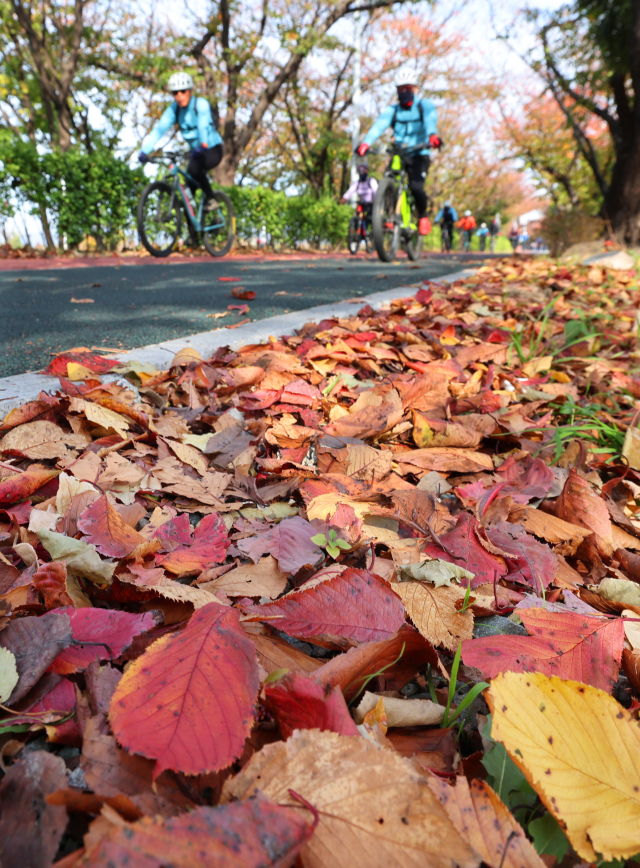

{"left": 0, "top": 252, "right": 493, "bottom": 378}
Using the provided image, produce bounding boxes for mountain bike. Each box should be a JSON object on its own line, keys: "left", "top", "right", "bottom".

{"left": 371, "top": 142, "right": 432, "bottom": 263}
{"left": 137, "top": 151, "right": 235, "bottom": 258}
{"left": 347, "top": 203, "right": 373, "bottom": 254}
{"left": 441, "top": 222, "right": 453, "bottom": 253}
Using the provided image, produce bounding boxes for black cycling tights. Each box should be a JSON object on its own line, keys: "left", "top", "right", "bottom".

{"left": 187, "top": 144, "right": 223, "bottom": 200}
{"left": 406, "top": 154, "right": 430, "bottom": 218}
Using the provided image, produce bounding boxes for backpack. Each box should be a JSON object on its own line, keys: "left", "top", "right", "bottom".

{"left": 209, "top": 102, "right": 220, "bottom": 131}
{"left": 442, "top": 206, "right": 454, "bottom": 226}
{"left": 391, "top": 100, "right": 425, "bottom": 138}
{"left": 173, "top": 97, "right": 220, "bottom": 131}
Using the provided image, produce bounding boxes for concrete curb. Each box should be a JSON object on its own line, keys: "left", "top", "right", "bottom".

{"left": 0, "top": 267, "right": 476, "bottom": 416}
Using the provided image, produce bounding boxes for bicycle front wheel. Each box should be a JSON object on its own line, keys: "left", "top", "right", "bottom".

{"left": 404, "top": 197, "right": 423, "bottom": 261}
{"left": 202, "top": 191, "right": 235, "bottom": 257}
{"left": 372, "top": 177, "right": 400, "bottom": 262}
{"left": 348, "top": 217, "right": 360, "bottom": 255}
{"left": 137, "top": 182, "right": 181, "bottom": 257}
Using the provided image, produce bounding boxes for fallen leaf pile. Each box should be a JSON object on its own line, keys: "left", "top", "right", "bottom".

{"left": 2, "top": 256, "right": 640, "bottom": 866}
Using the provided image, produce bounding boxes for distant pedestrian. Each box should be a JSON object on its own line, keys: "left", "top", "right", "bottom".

{"left": 476, "top": 222, "right": 489, "bottom": 252}
{"left": 518, "top": 229, "right": 530, "bottom": 250}
{"left": 508, "top": 223, "right": 519, "bottom": 251}
{"left": 489, "top": 213, "right": 501, "bottom": 252}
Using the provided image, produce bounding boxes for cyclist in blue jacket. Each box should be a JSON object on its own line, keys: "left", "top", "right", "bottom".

{"left": 435, "top": 201, "right": 457, "bottom": 252}
{"left": 138, "top": 72, "right": 223, "bottom": 210}
{"left": 357, "top": 74, "right": 440, "bottom": 236}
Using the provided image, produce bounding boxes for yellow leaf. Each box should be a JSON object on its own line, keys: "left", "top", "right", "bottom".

{"left": 413, "top": 411, "right": 434, "bottom": 447}
{"left": 67, "top": 362, "right": 95, "bottom": 381}
{"left": 0, "top": 647, "right": 18, "bottom": 703}
{"left": 306, "top": 493, "right": 372, "bottom": 522}
{"left": 522, "top": 356, "right": 553, "bottom": 378}
{"left": 623, "top": 427, "right": 640, "bottom": 471}
{"left": 71, "top": 398, "right": 130, "bottom": 441}
{"left": 487, "top": 672, "right": 640, "bottom": 861}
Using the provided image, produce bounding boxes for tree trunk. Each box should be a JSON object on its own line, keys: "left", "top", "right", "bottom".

{"left": 605, "top": 0, "right": 640, "bottom": 243}
{"left": 38, "top": 204, "right": 56, "bottom": 250}
{"left": 57, "top": 103, "right": 73, "bottom": 153}
{"left": 603, "top": 134, "right": 640, "bottom": 244}
{"left": 213, "top": 148, "right": 241, "bottom": 186}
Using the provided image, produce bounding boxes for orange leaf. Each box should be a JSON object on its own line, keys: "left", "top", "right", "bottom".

{"left": 110, "top": 603, "right": 260, "bottom": 778}
{"left": 556, "top": 469, "right": 613, "bottom": 556}
{"left": 0, "top": 466, "right": 60, "bottom": 504}
{"left": 32, "top": 562, "right": 73, "bottom": 609}
{"left": 77, "top": 495, "right": 146, "bottom": 558}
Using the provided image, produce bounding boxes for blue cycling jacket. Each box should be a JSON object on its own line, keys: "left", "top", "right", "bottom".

{"left": 363, "top": 98, "right": 438, "bottom": 155}
{"left": 476, "top": 226, "right": 489, "bottom": 237}
{"left": 436, "top": 205, "right": 458, "bottom": 223}
{"left": 141, "top": 96, "right": 222, "bottom": 154}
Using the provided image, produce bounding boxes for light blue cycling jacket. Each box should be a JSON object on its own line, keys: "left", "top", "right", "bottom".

{"left": 436, "top": 205, "right": 458, "bottom": 223}
{"left": 363, "top": 98, "right": 438, "bottom": 155}
{"left": 141, "top": 96, "right": 222, "bottom": 154}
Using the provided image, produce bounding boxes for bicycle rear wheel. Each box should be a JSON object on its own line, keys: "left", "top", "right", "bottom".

{"left": 372, "top": 177, "right": 400, "bottom": 262}
{"left": 348, "top": 216, "right": 360, "bottom": 254}
{"left": 202, "top": 190, "right": 235, "bottom": 257}
{"left": 137, "top": 182, "right": 181, "bottom": 257}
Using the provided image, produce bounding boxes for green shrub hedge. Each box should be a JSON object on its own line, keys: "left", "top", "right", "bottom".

{"left": 221, "top": 186, "right": 352, "bottom": 249}
{"left": 0, "top": 140, "right": 145, "bottom": 249}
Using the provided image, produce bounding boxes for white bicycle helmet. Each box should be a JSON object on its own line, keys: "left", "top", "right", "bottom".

{"left": 444, "top": 200, "right": 452, "bottom": 207}
{"left": 464, "top": 209, "right": 472, "bottom": 217}
{"left": 395, "top": 72, "right": 418, "bottom": 88}
{"left": 167, "top": 72, "right": 194, "bottom": 93}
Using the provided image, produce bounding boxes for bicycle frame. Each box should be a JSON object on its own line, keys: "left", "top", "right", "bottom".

{"left": 163, "top": 161, "right": 228, "bottom": 237}
{"left": 387, "top": 152, "right": 417, "bottom": 232}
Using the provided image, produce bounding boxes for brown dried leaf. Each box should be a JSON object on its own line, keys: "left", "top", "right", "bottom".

{"left": 428, "top": 776, "right": 546, "bottom": 868}
{"left": 0, "top": 750, "right": 67, "bottom": 868}
{"left": 391, "top": 582, "right": 474, "bottom": 651}
{"left": 222, "top": 728, "right": 479, "bottom": 868}
{"left": 203, "top": 555, "right": 287, "bottom": 598}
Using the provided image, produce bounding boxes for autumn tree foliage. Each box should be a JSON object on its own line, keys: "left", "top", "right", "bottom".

{"left": 497, "top": 93, "right": 611, "bottom": 213}
{"left": 508, "top": 1, "right": 640, "bottom": 243}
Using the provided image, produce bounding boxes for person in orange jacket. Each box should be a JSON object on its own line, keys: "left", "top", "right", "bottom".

{"left": 457, "top": 210, "right": 476, "bottom": 251}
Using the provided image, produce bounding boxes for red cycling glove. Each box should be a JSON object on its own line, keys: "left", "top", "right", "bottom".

{"left": 357, "top": 142, "right": 370, "bottom": 157}
{"left": 429, "top": 134, "right": 442, "bottom": 149}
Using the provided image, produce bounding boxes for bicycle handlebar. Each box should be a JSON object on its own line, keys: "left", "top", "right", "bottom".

{"left": 145, "top": 150, "right": 191, "bottom": 164}
{"left": 388, "top": 142, "right": 431, "bottom": 154}
{"left": 355, "top": 141, "right": 432, "bottom": 157}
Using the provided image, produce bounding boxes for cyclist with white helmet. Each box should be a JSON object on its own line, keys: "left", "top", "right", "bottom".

{"left": 357, "top": 74, "right": 440, "bottom": 236}
{"left": 138, "top": 72, "right": 223, "bottom": 210}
